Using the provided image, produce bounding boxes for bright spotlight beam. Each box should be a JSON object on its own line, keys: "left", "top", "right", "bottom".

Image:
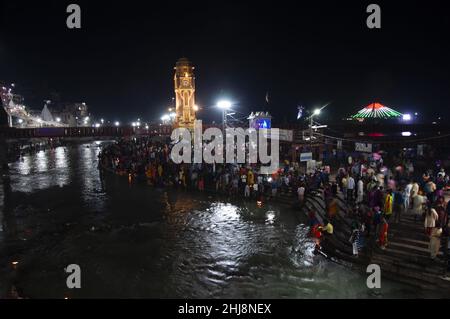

{"left": 217, "top": 100, "right": 232, "bottom": 110}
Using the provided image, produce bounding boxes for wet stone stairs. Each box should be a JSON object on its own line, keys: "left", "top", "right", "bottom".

{"left": 298, "top": 189, "right": 450, "bottom": 292}
{"left": 371, "top": 213, "right": 449, "bottom": 290}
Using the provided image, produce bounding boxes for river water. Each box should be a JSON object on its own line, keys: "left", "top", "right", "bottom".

{"left": 0, "top": 141, "right": 433, "bottom": 298}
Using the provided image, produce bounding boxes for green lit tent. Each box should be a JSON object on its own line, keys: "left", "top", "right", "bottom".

{"left": 351, "top": 102, "right": 402, "bottom": 119}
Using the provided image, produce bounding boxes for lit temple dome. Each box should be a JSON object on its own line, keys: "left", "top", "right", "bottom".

{"left": 351, "top": 102, "right": 402, "bottom": 119}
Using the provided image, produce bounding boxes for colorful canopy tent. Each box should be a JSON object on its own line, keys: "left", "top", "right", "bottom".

{"left": 351, "top": 102, "right": 402, "bottom": 119}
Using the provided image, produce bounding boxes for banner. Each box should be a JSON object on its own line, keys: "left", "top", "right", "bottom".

{"left": 300, "top": 152, "right": 313, "bottom": 162}
{"left": 262, "top": 129, "right": 293, "bottom": 142}
{"left": 355, "top": 142, "right": 372, "bottom": 153}
{"left": 278, "top": 129, "right": 293, "bottom": 142}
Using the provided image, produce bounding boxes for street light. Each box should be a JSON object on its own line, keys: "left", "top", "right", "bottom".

{"left": 217, "top": 100, "right": 232, "bottom": 132}
{"left": 217, "top": 100, "right": 232, "bottom": 110}
{"left": 310, "top": 108, "right": 321, "bottom": 147}
{"left": 114, "top": 121, "right": 120, "bottom": 127}
{"left": 161, "top": 114, "right": 170, "bottom": 124}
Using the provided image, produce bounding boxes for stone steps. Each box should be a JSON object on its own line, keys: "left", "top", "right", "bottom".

{"left": 389, "top": 230, "right": 431, "bottom": 242}
{"left": 388, "top": 241, "right": 442, "bottom": 257}
{"left": 382, "top": 246, "right": 444, "bottom": 262}
{"left": 372, "top": 261, "right": 450, "bottom": 291}
{"left": 372, "top": 254, "right": 450, "bottom": 290}
{"left": 300, "top": 191, "right": 450, "bottom": 292}
{"left": 390, "top": 236, "right": 430, "bottom": 249}
{"left": 371, "top": 254, "right": 444, "bottom": 275}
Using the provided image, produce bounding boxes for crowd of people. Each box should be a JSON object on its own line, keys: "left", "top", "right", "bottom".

{"left": 98, "top": 137, "right": 450, "bottom": 278}
{"left": 97, "top": 137, "right": 330, "bottom": 200}
{"left": 307, "top": 155, "right": 450, "bottom": 281}
{"left": 333, "top": 162, "right": 449, "bottom": 256}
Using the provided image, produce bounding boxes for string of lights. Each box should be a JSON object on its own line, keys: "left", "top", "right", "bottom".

{"left": 314, "top": 130, "right": 450, "bottom": 145}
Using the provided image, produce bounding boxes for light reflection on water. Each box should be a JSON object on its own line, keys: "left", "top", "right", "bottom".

{"left": 78, "top": 144, "right": 107, "bottom": 211}
{"left": 10, "top": 147, "right": 71, "bottom": 192}
{"left": 0, "top": 142, "right": 432, "bottom": 298}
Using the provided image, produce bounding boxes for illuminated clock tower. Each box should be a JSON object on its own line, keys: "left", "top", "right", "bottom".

{"left": 174, "top": 57, "right": 196, "bottom": 129}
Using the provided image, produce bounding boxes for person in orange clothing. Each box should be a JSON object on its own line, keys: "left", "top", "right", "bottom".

{"left": 327, "top": 197, "right": 338, "bottom": 220}
{"left": 378, "top": 217, "right": 389, "bottom": 250}
{"left": 311, "top": 224, "right": 322, "bottom": 249}
{"left": 383, "top": 190, "right": 393, "bottom": 221}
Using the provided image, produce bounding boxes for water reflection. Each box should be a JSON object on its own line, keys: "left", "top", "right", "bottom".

{"left": 10, "top": 147, "right": 70, "bottom": 192}
{"left": 16, "top": 156, "right": 31, "bottom": 175}
{"left": 77, "top": 143, "right": 110, "bottom": 212}
{"left": 55, "top": 147, "right": 68, "bottom": 170}
{"left": 35, "top": 151, "right": 48, "bottom": 173}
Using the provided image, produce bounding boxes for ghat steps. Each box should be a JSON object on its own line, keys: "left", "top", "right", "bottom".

{"left": 298, "top": 189, "right": 450, "bottom": 292}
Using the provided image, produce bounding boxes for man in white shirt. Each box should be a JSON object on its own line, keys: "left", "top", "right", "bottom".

{"left": 297, "top": 185, "right": 305, "bottom": 203}
{"left": 356, "top": 179, "right": 364, "bottom": 204}
{"left": 403, "top": 181, "right": 413, "bottom": 211}
{"left": 347, "top": 175, "right": 355, "bottom": 201}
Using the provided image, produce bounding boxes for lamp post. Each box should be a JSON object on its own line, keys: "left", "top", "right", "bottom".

{"left": 217, "top": 100, "right": 232, "bottom": 133}
{"left": 310, "top": 108, "right": 321, "bottom": 148}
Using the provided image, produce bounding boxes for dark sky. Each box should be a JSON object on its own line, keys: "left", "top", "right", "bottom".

{"left": 0, "top": 0, "right": 449, "bottom": 124}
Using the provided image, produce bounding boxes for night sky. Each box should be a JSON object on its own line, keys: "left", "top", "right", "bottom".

{"left": 0, "top": 0, "right": 449, "bottom": 124}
